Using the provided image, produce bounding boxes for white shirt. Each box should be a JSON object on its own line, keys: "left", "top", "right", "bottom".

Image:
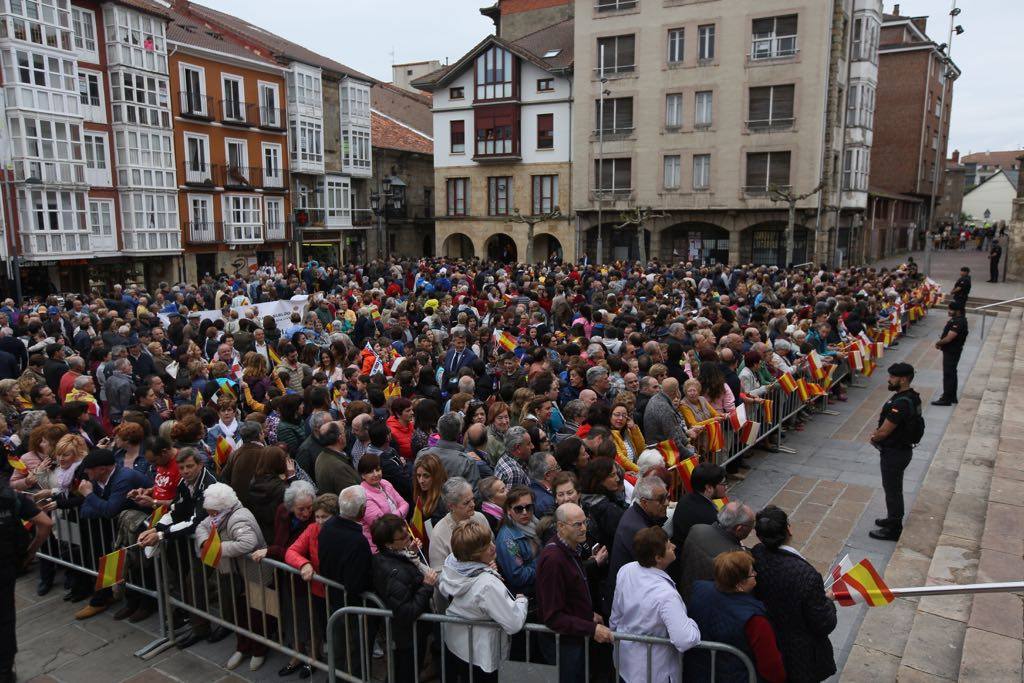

{"left": 610, "top": 562, "right": 701, "bottom": 683}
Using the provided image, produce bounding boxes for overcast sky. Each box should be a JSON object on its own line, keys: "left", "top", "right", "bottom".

{"left": 207, "top": 0, "right": 1020, "bottom": 155}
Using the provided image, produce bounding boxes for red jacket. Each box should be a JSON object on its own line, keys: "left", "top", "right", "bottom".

{"left": 285, "top": 522, "right": 325, "bottom": 598}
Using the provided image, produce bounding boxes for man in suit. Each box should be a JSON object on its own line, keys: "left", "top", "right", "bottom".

{"left": 440, "top": 329, "right": 478, "bottom": 395}
{"left": 73, "top": 448, "right": 152, "bottom": 618}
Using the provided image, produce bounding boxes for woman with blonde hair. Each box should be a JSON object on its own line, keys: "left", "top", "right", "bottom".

{"left": 609, "top": 395, "right": 645, "bottom": 474}
{"left": 0, "top": 378, "right": 22, "bottom": 423}
{"left": 509, "top": 387, "right": 534, "bottom": 425}
{"left": 679, "top": 378, "right": 724, "bottom": 457}
{"left": 10, "top": 423, "right": 68, "bottom": 491}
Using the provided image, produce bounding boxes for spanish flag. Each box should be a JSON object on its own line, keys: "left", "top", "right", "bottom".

{"left": 833, "top": 558, "right": 894, "bottom": 607}
{"left": 268, "top": 345, "right": 281, "bottom": 367}
{"left": 410, "top": 501, "right": 429, "bottom": 552}
{"left": 822, "top": 364, "right": 838, "bottom": 390}
{"left": 7, "top": 455, "right": 27, "bottom": 472}
{"left": 655, "top": 439, "right": 680, "bottom": 467}
{"left": 214, "top": 436, "right": 232, "bottom": 470}
{"left": 779, "top": 372, "right": 797, "bottom": 395}
{"left": 862, "top": 358, "right": 876, "bottom": 377}
{"left": 384, "top": 381, "right": 401, "bottom": 400}
{"left": 712, "top": 496, "right": 730, "bottom": 511}
{"left": 95, "top": 548, "right": 127, "bottom": 590}
{"left": 676, "top": 454, "right": 699, "bottom": 493}
{"left": 494, "top": 329, "right": 518, "bottom": 353}
{"left": 807, "top": 350, "right": 826, "bottom": 380}
{"left": 200, "top": 524, "right": 222, "bottom": 568}
{"left": 739, "top": 421, "right": 760, "bottom": 446}
{"left": 728, "top": 404, "right": 747, "bottom": 431}
{"left": 148, "top": 505, "right": 166, "bottom": 529}
{"left": 847, "top": 348, "right": 864, "bottom": 371}
{"left": 705, "top": 420, "right": 724, "bottom": 452}
{"left": 796, "top": 378, "right": 811, "bottom": 402}
{"left": 763, "top": 399, "right": 773, "bottom": 424}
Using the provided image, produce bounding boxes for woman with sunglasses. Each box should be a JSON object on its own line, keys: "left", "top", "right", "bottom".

{"left": 494, "top": 486, "right": 541, "bottom": 599}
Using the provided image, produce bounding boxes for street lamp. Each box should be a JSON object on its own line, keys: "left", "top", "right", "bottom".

{"left": 370, "top": 176, "right": 403, "bottom": 258}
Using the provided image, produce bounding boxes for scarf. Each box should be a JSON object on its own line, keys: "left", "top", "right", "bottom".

{"left": 481, "top": 501, "right": 503, "bottom": 520}
{"left": 218, "top": 419, "right": 238, "bottom": 439}
{"left": 56, "top": 460, "right": 81, "bottom": 492}
{"left": 511, "top": 516, "right": 541, "bottom": 555}
{"left": 209, "top": 503, "right": 238, "bottom": 528}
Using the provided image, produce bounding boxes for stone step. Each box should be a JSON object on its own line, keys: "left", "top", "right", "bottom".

{"left": 839, "top": 309, "right": 1018, "bottom": 682}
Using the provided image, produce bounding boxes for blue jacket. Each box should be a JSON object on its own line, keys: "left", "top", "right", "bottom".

{"left": 530, "top": 481, "right": 555, "bottom": 518}
{"left": 80, "top": 465, "right": 151, "bottom": 519}
{"left": 495, "top": 523, "right": 539, "bottom": 597}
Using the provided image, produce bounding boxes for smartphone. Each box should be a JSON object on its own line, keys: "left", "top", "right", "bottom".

{"left": 37, "top": 496, "right": 54, "bottom": 507}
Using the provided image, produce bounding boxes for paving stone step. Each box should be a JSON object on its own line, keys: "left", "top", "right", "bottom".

{"left": 840, "top": 309, "right": 1019, "bottom": 682}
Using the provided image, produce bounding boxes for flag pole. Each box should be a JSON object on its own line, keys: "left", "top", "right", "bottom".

{"left": 885, "top": 581, "right": 1024, "bottom": 598}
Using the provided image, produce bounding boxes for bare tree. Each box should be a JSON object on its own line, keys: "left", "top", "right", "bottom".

{"left": 768, "top": 181, "right": 826, "bottom": 267}
{"left": 615, "top": 205, "right": 668, "bottom": 266}
{"left": 508, "top": 206, "right": 562, "bottom": 264}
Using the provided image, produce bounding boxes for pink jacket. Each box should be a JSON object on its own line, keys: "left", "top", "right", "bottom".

{"left": 360, "top": 479, "right": 409, "bottom": 553}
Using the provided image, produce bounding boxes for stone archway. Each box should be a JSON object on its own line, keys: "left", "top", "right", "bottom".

{"left": 533, "top": 233, "right": 563, "bottom": 262}
{"left": 582, "top": 224, "right": 650, "bottom": 264}
{"left": 441, "top": 233, "right": 474, "bottom": 259}
{"left": 485, "top": 234, "right": 518, "bottom": 263}
{"left": 659, "top": 222, "right": 730, "bottom": 265}
{"left": 741, "top": 222, "right": 810, "bottom": 267}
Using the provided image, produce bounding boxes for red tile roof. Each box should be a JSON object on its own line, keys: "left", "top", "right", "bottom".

{"left": 961, "top": 150, "right": 1024, "bottom": 171}
{"left": 372, "top": 83, "right": 432, "bottom": 136}
{"left": 371, "top": 111, "right": 432, "bottom": 155}
{"left": 165, "top": 6, "right": 279, "bottom": 66}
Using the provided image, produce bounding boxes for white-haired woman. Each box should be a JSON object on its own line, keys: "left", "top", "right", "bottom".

{"left": 194, "top": 482, "right": 269, "bottom": 672}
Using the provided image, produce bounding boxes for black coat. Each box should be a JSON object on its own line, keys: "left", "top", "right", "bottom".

{"left": 671, "top": 492, "right": 719, "bottom": 549}
{"left": 319, "top": 517, "right": 373, "bottom": 606}
{"left": 751, "top": 544, "right": 837, "bottom": 682}
{"left": 372, "top": 548, "right": 433, "bottom": 644}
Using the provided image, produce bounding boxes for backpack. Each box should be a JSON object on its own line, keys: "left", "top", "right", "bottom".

{"left": 897, "top": 396, "right": 925, "bottom": 447}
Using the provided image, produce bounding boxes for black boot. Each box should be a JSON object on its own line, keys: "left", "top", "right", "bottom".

{"left": 874, "top": 517, "right": 898, "bottom": 528}
{"left": 869, "top": 526, "right": 901, "bottom": 541}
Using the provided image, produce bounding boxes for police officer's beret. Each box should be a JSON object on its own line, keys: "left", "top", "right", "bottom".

{"left": 81, "top": 448, "right": 116, "bottom": 469}
{"left": 888, "top": 362, "right": 915, "bottom": 378}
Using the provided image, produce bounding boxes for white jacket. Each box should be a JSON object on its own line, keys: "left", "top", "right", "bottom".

{"left": 438, "top": 556, "right": 529, "bottom": 673}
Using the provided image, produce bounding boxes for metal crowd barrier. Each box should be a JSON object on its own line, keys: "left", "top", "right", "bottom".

{"left": 326, "top": 606, "right": 757, "bottom": 683}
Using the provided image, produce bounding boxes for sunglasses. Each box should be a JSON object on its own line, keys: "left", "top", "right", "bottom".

{"left": 512, "top": 503, "right": 534, "bottom": 514}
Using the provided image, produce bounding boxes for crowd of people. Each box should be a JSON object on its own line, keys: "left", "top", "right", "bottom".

{"left": 0, "top": 255, "right": 939, "bottom": 683}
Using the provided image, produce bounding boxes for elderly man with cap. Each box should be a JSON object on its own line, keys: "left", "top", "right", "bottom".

{"left": 868, "top": 363, "right": 923, "bottom": 541}
{"left": 932, "top": 302, "right": 968, "bottom": 406}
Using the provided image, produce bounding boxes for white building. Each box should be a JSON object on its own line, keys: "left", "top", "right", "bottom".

{"left": 962, "top": 170, "right": 1018, "bottom": 225}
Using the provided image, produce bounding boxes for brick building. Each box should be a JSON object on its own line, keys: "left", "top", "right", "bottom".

{"left": 865, "top": 6, "right": 960, "bottom": 261}
{"left": 935, "top": 150, "right": 966, "bottom": 228}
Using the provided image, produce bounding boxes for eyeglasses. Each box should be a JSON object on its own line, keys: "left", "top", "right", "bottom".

{"left": 644, "top": 494, "right": 669, "bottom": 503}
{"left": 560, "top": 519, "right": 587, "bottom": 529}
{"left": 512, "top": 503, "right": 534, "bottom": 514}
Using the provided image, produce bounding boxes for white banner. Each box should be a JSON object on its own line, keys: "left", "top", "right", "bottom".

{"left": 158, "top": 295, "right": 309, "bottom": 330}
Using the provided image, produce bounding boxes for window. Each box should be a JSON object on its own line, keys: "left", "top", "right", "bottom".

{"left": 113, "top": 129, "right": 175, "bottom": 188}
{"left": 667, "top": 29, "right": 684, "bottom": 64}
{"left": 262, "top": 143, "right": 283, "bottom": 188}
{"left": 119, "top": 191, "right": 179, "bottom": 252}
{"left": 446, "top": 178, "right": 469, "bottom": 216}
{"left": 475, "top": 106, "right": 517, "bottom": 156}
{"left": 595, "top": 158, "right": 631, "bottom": 194}
{"left": 343, "top": 128, "right": 371, "bottom": 171}
{"left": 226, "top": 139, "right": 247, "bottom": 176}
{"left": 187, "top": 195, "right": 213, "bottom": 240}
{"left": 698, "top": 25, "right": 716, "bottom": 61}
{"left": 597, "top": 35, "right": 635, "bottom": 74}
{"left": 222, "top": 75, "right": 244, "bottom": 122}
{"left": 846, "top": 81, "right": 875, "bottom": 128}
{"left": 537, "top": 113, "right": 554, "bottom": 149}
{"left": 180, "top": 64, "right": 206, "bottom": 116}
{"left": 665, "top": 93, "right": 682, "bottom": 128}
{"left": 324, "top": 175, "right": 351, "bottom": 223}
{"left": 852, "top": 14, "right": 879, "bottom": 63}
{"left": 259, "top": 82, "right": 279, "bottom": 127}
{"left": 596, "top": 0, "right": 637, "bottom": 11}
{"left": 663, "top": 155, "right": 681, "bottom": 190}
{"left": 19, "top": 189, "right": 89, "bottom": 256}
{"left": 695, "top": 91, "right": 713, "bottom": 128}
{"left": 288, "top": 68, "right": 321, "bottom": 108}
{"left": 745, "top": 151, "right": 791, "bottom": 194}
{"left": 89, "top": 199, "right": 115, "bottom": 250}
{"left": 3, "top": 49, "right": 76, "bottom": 91}
{"left": 4, "top": 0, "right": 73, "bottom": 53}
{"left": 71, "top": 7, "right": 96, "bottom": 58}
{"left": 450, "top": 86, "right": 464, "bottom": 99}
{"left": 475, "top": 45, "right": 514, "bottom": 100}
{"left": 110, "top": 70, "right": 171, "bottom": 128}
{"left": 341, "top": 82, "right": 370, "bottom": 120}
{"left": 693, "top": 154, "right": 710, "bottom": 190}
{"left": 450, "top": 120, "right": 465, "bottom": 154}
{"left": 103, "top": 6, "right": 167, "bottom": 73}
{"left": 751, "top": 15, "right": 798, "bottom": 60}
{"left": 223, "top": 195, "right": 262, "bottom": 242}
{"left": 77, "top": 71, "right": 104, "bottom": 121}
{"left": 8, "top": 115, "right": 85, "bottom": 184}
{"left": 289, "top": 117, "right": 322, "bottom": 166}
{"left": 596, "top": 97, "right": 633, "bottom": 134}
{"left": 265, "top": 197, "right": 284, "bottom": 238}
{"left": 487, "top": 176, "right": 512, "bottom": 216}
{"left": 83, "top": 132, "right": 109, "bottom": 186}
{"left": 843, "top": 148, "right": 870, "bottom": 191}
{"left": 537, "top": 78, "right": 554, "bottom": 92}
{"left": 532, "top": 175, "right": 558, "bottom": 214}
{"left": 183, "top": 134, "right": 209, "bottom": 184}
{"left": 748, "top": 85, "right": 795, "bottom": 130}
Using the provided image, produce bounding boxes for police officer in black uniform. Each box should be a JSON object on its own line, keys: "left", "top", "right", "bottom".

{"left": 932, "top": 302, "right": 968, "bottom": 406}
{"left": 988, "top": 239, "right": 1003, "bottom": 282}
{"left": 0, "top": 478, "right": 53, "bottom": 683}
{"left": 868, "top": 362, "right": 922, "bottom": 541}
{"left": 951, "top": 266, "right": 971, "bottom": 308}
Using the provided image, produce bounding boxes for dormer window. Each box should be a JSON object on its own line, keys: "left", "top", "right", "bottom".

{"left": 475, "top": 45, "right": 516, "bottom": 101}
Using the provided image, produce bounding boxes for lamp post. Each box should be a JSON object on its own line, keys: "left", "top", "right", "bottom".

{"left": 924, "top": 0, "right": 963, "bottom": 277}
{"left": 370, "top": 176, "right": 393, "bottom": 259}
{"left": 596, "top": 43, "right": 607, "bottom": 265}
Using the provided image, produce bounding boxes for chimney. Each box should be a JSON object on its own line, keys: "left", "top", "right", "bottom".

{"left": 952, "top": 150, "right": 960, "bottom": 165}
{"left": 893, "top": 3, "right": 900, "bottom": 16}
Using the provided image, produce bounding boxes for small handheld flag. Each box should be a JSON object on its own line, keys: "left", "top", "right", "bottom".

{"left": 728, "top": 404, "right": 747, "bottom": 432}
{"left": 214, "top": 437, "right": 232, "bottom": 469}
{"left": 200, "top": 524, "right": 223, "bottom": 568}
{"left": 676, "top": 455, "right": 699, "bottom": 493}
{"left": 95, "top": 548, "right": 127, "bottom": 590}
{"left": 832, "top": 558, "right": 894, "bottom": 607}
{"left": 712, "top": 496, "right": 730, "bottom": 511}
{"left": 7, "top": 455, "right": 27, "bottom": 472}
{"left": 268, "top": 346, "right": 281, "bottom": 367}
{"left": 796, "top": 378, "right": 811, "bottom": 402}
{"left": 739, "top": 421, "right": 760, "bottom": 446}
{"left": 384, "top": 382, "right": 401, "bottom": 400}
{"left": 779, "top": 372, "right": 797, "bottom": 395}
{"left": 763, "top": 399, "right": 773, "bottom": 424}
{"left": 655, "top": 439, "right": 680, "bottom": 468}
{"left": 148, "top": 505, "right": 166, "bottom": 529}
{"left": 705, "top": 420, "right": 724, "bottom": 452}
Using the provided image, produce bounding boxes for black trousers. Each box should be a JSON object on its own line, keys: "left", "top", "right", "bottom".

{"left": 991, "top": 259, "right": 1000, "bottom": 281}
{"left": 942, "top": 347, "right": 963, "bottom": 402}
{"left": 880, "top": 447, "right": 913, "bottom": 527}
{"left": 0, "top": 575, "right": 14, "bottom": 680}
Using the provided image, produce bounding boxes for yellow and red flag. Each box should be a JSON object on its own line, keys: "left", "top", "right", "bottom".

{"left": 384, "top": 382, "right": 401, "bottom": 400}
{"left": 727, "top": 404, "right": 747, "bottom": 431}
{"left": 7, "top": 455, "right": 27, "bottom": 472}
{"left": 494, "top": 330, "right": 518, "bottom": 353}
{"left": 739, "top": 421, "right": 760, "bottom": 446}
{"left": 847, "top": 348, "right": 864, "bottom": 371}
{"left": 214, "top": 436, "right": 232, "bottom": 469}
{"left": 655, "top": 439, "right": 680, "bottom": 468}
{"left": 807, "top": 350, "right": 826, "bottom": 380}
{"left": 712, "top": 496, "right": 730, "bottom": 511}
{"left": 705, "top": 421, "right": 724, "bottom": 452}
{"left": 200, "top": 524, "right": 222, "bottom": 568}
{"left": 676, "top": 455, "right": 700, "bottom": 493}
{"left": 832, "top": 558, "right": 894, "bottom": 607}
{"left": 779, "top": 372, "right": 797, "bottom": 395}
{"left": 861, "top": 359, "right": 876, "bottom": 377}
{"left": 268, "top": 345, "right": 281, "bottom": 367}
{"left": 763, "top": 399, "right": 773, "bottom": 424}
{"left": 822, "top": 364, "right": 838, "bottom": 390}
{"left": 95, "top": 548, "right": 127, "bottom": 590}
{"left": 148, "top": 505, "right": 166, "bottom": 529}
{"left": 796, "top": 378, "right": 811, "bottom": 402}
{"left": 410, "top": 500, "right": 429, "bottom": 552}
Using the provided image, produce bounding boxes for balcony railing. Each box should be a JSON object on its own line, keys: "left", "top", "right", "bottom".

{"left": 595, "top": 0, "right": 636, "bottom": 11}
{"left": 183, "top": 162, "right": 215, "bottom": 186}
{"left": 750, "top": 36, "right": 798, "bottom": 60}
{"left": 13, "top": 160, "right": 86, "bottom": 185}
{"left": 224, "top": 222, "right": 263, "bottom": 244}
{"left": 187, "top": 221, "right": 216, "bottom": 243}
{"left": 352, "top": 208, "right": 374, "bottom": 227}
{"left": 746, "top": 118, "right": 795, "bottom": 132}
{"left": 179, "top": 91, "right": 213, "bottom": 119}
{"left": 22, "top": 230, "right": 91, "bottom": 257}
{"left": 122, "top": 230, "right": 182, "bottom": 253}
{"left": 265, "top": 220, "right": 287, "bottom": 241}
{"left": 743, "top": 184, "right": 792, "bottom": 196}
{"left": 220, "top": 99, "right": 256, "bottom": 126}
{"left": 258, "top": 105, "right": 285, "bottom": 130}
